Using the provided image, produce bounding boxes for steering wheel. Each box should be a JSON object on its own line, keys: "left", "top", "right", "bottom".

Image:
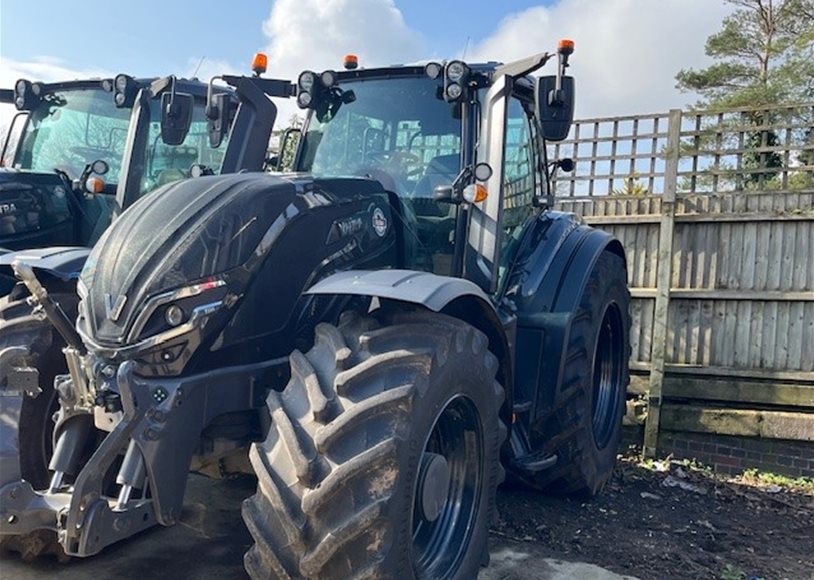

{"left": 366, "top": 150, "right": 424, "bottom": 179}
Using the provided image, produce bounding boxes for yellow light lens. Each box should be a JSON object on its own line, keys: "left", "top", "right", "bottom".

{"left": 463, "top": 183, "right": 488, "bottom": 203}
{"left": 86, "top": 176, "right": 105, "bottom": 194}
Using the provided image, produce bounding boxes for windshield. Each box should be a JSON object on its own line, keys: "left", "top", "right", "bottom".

{"left": 13, "top": 87, "right": 229, "bottom": 197}
{"left": 15, "top": 89, "right": 130, "bottom": 181}
{"left": 297, "top": 77, "right": 461, "bottom": 198}
{"left": 139, "top": 103, "right": 228, "bottom": 197}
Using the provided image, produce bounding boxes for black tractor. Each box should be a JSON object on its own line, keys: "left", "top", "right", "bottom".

{"left": 0, "top": 74, "right": 235, "bottom": 294}
{"left": 0, "top": 68, "right": 289, "bottom": 517}
{"left": 0, "top": 42, "right": 630, "bottom": 579}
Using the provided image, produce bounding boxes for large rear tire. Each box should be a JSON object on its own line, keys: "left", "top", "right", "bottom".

{"left": 243, "top": 309, "right": 507, "bottom": 579}
{"left": 533, "top": 251, "right": 631, "bottom": 496}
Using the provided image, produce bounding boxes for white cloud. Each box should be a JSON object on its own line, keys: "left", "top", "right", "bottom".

{"left": 262, "top": 0, "right": 425, "bottom": 124}
{"left": 471, "top": 0, "right": 732, "bottom": 118}
{"left": 0, "top": 56, "right": 111, "bottom": 88}
{"left": 0, "top": 56, "right": 112, "bottom": 138}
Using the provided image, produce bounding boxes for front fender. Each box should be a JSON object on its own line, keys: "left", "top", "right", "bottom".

{"left": 0, "top": 246, "right": 91, "bottom": 293}
{"left": 306, "top": 269, "right": 515, "bottom": 428}
{"left": 306, "top": 269, "right": 494, "bottom": 313}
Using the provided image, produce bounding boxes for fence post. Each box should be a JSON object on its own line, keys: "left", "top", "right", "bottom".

{"left": 643, "top": 108, "right": 681, "bottom": 458}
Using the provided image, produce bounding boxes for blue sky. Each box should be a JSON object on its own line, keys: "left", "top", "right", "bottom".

{"left": 1, "top": 0, "right": 729, "bottom": 118}
{"left": 1, "top": 0, "right": 550, "bottom": 78}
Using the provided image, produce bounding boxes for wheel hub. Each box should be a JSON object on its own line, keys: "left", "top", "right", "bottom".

{"left": 417, "top": 452, "right": 450, "bottom": 522}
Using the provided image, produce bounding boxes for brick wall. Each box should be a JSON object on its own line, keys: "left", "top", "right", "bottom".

{"left": 657, "top": 430, "right": 814, "bottom": 478}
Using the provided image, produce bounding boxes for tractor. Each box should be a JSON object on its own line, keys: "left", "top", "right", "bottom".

{"left": 0, "top": 42, "right": 630, "bottom": 579}
{"left": 0, "top": 64, "right": 291, "bottom": 523}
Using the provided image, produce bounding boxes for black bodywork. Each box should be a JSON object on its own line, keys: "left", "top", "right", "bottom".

{"left": 0, "top": 56, "right": 626, "bottom": 557}
{"left": 0, "top": 77, "right": 231, "bottom": 295}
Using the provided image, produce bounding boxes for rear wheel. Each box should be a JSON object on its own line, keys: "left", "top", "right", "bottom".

{"left": 532, "top": 251, "right": 630, "bottom": 496}
{"left": 243, "top": 309, "right": 507, "bottom": 579}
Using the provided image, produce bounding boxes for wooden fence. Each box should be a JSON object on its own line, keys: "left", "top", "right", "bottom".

{"left": 550, "top": 103, "right": 814, "bottom": 457}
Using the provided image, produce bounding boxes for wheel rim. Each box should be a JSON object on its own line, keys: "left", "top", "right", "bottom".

{"left": 591, "top": 303, "right": 625, "bottom": 449}
{"left": 412, "top": 395, "right": 483, "bottom": 579}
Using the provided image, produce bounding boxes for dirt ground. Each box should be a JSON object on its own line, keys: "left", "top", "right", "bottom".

{"left": 494, "top": 446, "right": 814, "bottom": 580}
{"left": 1, "top": 446, "right": 812, "bottom": 580}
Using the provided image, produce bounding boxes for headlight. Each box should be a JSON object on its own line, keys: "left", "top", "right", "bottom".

{"left": 320, "top": 70, "right": 337, "bottom": 88}
{"left": 425, "top": 62, "right": 442, "bottom": 80}
{"left": 30, "top": 83, "right": 43, "bottom": 96}
{"left": 445, "top": 82, "right": 462, "bottom": 100}
{"left": 446, "top": 61, "right": 468, "bottom": 83}
{"left": 15, "top": 79, "right": 27, "bottom": 95}
{"left": 165, "top": 305, "right": 185, "bottom": 327}
{"left": 298, "top": 71, "right": 316, "bottom": 92}
{"left": 115, "top": 74, "right": 129, "bottom": 92}
{"left": 297, "top": 91, "right": 313, "bottom": 108}
{"left": 115, "top": 92, "right": 126, "bottom": 106}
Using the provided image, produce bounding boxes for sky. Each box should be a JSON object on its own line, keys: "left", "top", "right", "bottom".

{"left": 0, "top": 0, "right": 732, "bottom": 122}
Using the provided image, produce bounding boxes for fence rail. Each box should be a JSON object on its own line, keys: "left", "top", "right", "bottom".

{"left": 551, "top": 103, "right": 814, "bottom": 457}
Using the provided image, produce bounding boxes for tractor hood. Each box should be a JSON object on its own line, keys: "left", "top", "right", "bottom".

{"left": 0, "top": 169, "right": 73, "bottom": 251}
{"left": 77, "top": 172, "right": 390, "bottom": 350}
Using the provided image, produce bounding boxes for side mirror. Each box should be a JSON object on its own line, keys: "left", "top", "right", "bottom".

{"left": 160, "top": 92, "right": 194, "bottom": 146}
{"left": 535, "top": 75, "right": 575, "bottom": 142}
{"left": 207, "top": 92, "right": 235, "bottom": 149}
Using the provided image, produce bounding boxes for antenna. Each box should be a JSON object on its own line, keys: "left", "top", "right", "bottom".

{"left": 462, "top": 36, "right": 471, "bottom": 60}
{"left": 193, "top": 56, "right": 206, "bottom": 79}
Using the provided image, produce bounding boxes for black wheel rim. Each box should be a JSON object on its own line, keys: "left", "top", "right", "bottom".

{"left": 591, "top": 303, "right": 625, "bottom": 449}
{"left": 412, "top": 395, "right": 483, "bottom": 579}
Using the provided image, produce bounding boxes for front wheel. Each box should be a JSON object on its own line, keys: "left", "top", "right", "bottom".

{"left": 243, "top": 309, "right": 507, "bottom": 579}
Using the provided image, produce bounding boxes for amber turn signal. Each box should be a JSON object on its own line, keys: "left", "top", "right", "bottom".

{"left": 86, "top": 176, "right": 105, "bottom": 194}
{"left": 463, "top": 184, "right": 488, "bottom": 204}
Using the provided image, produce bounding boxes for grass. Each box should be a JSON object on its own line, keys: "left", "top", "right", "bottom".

{"left": 738, "top": 468, "right": 814, "bottom": 494}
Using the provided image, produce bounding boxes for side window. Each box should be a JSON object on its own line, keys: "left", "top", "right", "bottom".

{"left": 502, "top": 97, "right": 535, "bottom": 228}
{"left": 499, "top": 97, "right": 536, "bottom": 284}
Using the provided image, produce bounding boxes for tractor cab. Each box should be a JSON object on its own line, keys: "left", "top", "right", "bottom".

{"left": 289, "top": 49, "right": 575, "bottom": 293}
{"left": 0, "top": 76, "right": 230, "bottom": 253}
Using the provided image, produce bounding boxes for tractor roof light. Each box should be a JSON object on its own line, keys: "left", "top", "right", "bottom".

{"left": 321, "top": 70, "right": 337, "bottom": 88}
{"left": 113, "top": 73, "right": 137, "bottom": 109}
{"left": 296, "top": 90, "right": 313, "bottom": 109}
{"left": 443, "top": 60, "right": 470, "bottom": 102}
{"left": 446, "top": 60, "right": 469, "bottom": 83}
{"left": 298, "top": 71, "right": 316, "bottom": 92}
{"left": 13, "top": 79, "right": 38, "bottom": 111}
{"left": 424, "top": 62, "right": 442, "bottom": 80}
{"left": 252, "top": 52, "right": 268, "bottom": 76}
{"left": 343, "top": 54, "right": 358, "bottom": 70}
{"left": 445, "top": 82, "right": 463, "bottom": 101}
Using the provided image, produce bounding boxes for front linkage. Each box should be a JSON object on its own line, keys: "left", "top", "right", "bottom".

{"left": 0, "top": 264, "right": 277, "bottom": 556}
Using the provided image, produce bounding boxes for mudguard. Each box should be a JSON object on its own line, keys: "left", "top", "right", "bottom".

{"left": 306, "top": 269, "right": 492, "bottom": 312}
{"left": 505, "top": 211, "right": 626, "bottom": 419}
{"left": 306, "top": 269, "right": 516, "bottom": 425}
{"left": 0, "top": 246, "right": 91, "bottom": 284}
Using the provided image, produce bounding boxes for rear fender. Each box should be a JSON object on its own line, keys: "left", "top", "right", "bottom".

{"left": 506, "top": 211, "right": 626, "bottom": 422}
{"left": 306, "top": 269, "right": 515, "bottom": 426}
